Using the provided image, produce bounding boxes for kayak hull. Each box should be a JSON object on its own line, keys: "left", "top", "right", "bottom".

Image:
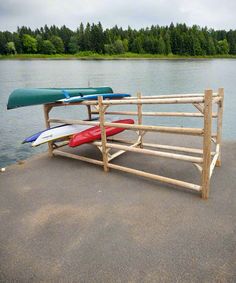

{"left": 69, "top": 119, "right": 135, "bottom": 147}
{"left": 32, "top": 124, "right": 95, "bottom": 146}
{"left": 7, "top": 87, "right": 113, "bottom": 109}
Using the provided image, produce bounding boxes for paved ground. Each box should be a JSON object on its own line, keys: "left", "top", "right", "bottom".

{"left": 0, "top": 134, "right": 236, "bottom": 282}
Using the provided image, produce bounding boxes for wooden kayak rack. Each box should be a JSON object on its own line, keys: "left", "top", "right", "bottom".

{"left": 43, "top": 88, "right": 224, "bottom": 199}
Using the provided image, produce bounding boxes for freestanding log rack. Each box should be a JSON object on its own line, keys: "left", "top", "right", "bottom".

{"left": 43, "top": 88, "right": 224, "bottom": 199}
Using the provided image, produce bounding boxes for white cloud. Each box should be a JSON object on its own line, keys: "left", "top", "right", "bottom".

{"left": 0, "top": 0, "right": 235, "bottom": 31}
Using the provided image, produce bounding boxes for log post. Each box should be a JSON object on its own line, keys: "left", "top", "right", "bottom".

{"left": 216, "top": 88, "right": 224, "bottom": 167}
{"left": 43, "top": 105, "right": 53, "bottom": 157}
{"left": 137, "top": 92, "right": 143, "bottom": 147}
{"left": 86, "top": 105, "right": 92, "bottom": 120}
{"left": 201, "top": 89, "right": 213, "bottom": 199}
{"left": 98, "top": 96, "right": 109, "bottom": 172}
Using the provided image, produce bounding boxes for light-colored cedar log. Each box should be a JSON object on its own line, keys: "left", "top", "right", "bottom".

{"left": 212, "top": 97, "right": 222, "bottom": 104}
{"left": 95, "top": 142, "right": 203, "bottom": 163}
{"left": 53, "top": 149, "right": 104, "bottom": 166}
{"left": 104, "top": 121, "right": 204, "bottom": 136}
{"left": 193, "top": 103, "right": 204, "bottom": 114}
{"left": 53, "top": 140, "right": 69, "bottom": 148}
{"left": 86, "top": 105, "right": 92, "bottom": 120}
{"left": 49, "top": 118, "right": 100, "bottom": 126}
{"left": 43, "top": 105, "right": 54, "bottom": 157}
{"left": 210, "top": 145, "right": 220, "bottom": 178}
{"left": 137, "top": 92, "right": 143, "bottom": 147}
{"left": 193, "top": 163, "right": 202, "bottom": 173}
{"left": 216, "top": 88, "right": 224, "bottom": 167}
{"left": 101, "top": 97, "right": 205, "bottom": 105}
{"left": 107, "top": 138, "right": 216, "bottom": 156}
{"left": 91, "top": 110, "right": 218, "bottom": 118}
{"left": 201, "top": 89, "right": 213, "bottom": 199}
{"left": 104, "top": 139, "right": 141, "bottom": 161}
{"left": 98, "top": 96, "right": 109, "bottom": 172}
{"left": 108, "top": 163, "right": 201, "bottom": 192}
{"left": 142, "top": 142, "right": 216, "bottom": 156}
{"left": 123, "top": 93, "right": 217, "bottom": 99}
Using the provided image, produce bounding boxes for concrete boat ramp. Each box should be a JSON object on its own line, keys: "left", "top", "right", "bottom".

{"left": 0, "top": 135, "right": 236, "bottom": 282}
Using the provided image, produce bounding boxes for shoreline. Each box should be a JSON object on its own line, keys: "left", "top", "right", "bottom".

{"left": 1, "top": 53, "right": 236, "bottom": 60}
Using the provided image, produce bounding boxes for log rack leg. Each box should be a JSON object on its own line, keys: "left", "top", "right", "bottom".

{"left": 98, "top": 96, "right": 109, "bottom": 172}
{"left": 86, "top": 105, "right": 92, "bottom": 120}
{"left": 43, "top": 104, "right": 53, "bottom": 157}
{"left": 216, "top": 88, "right": 224, "bottom": 167}
{"left": 137, "top": 92, "right": 143, "bottom": 148}
{"left": 201, "top": 89, "right": 213, "bottom": 199}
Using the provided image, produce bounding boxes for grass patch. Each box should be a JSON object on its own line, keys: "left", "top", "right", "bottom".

{"left": 1, "top": 53, "right": 236, "bottom": 60}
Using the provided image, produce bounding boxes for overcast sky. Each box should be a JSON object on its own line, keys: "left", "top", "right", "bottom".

{"left": 0, "top": 0, "right": 235, "bottom": 31}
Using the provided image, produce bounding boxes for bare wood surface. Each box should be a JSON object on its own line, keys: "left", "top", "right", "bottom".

{"left": 108, "top": 163, "right": 201, "bottom": 192}
{"left": 137, "top": 92, "right": 143, "bottom": 147}
{"left": 98, "top": 96, "right": 109, "bottom": 172}
{"left": 92, "top": 110, "right": 217, "bottom": 118}
{"left": 53, "top": 149, "right": 103, "bottom": 166}
{"left": 86, "top": 105, "right": 92, "bottom": 120}
{"left": 99, "top": 142, "right": 203, "bottom": 163}
{"left": 210, "top": 145, "right": 220, "bottom": 178}
{"left": 216, "top": 88, "right": 224, "bottom": 167}
{"left": 43, "top": 105, "right": 54, "bottom": 157}
{"left": 101, "top": 97, "right": 205, "bottom": 105}
{"left": 123, "top": 93, "right": 217, "bottom": 99}
{"left": 201, "top": 89, "right": 213, "bottom": 199}
{"left": 104, "top": 122, "right": 204, "bottom": 136}
{"left": 49, "top": 118, "right": 100, "bottom": 126}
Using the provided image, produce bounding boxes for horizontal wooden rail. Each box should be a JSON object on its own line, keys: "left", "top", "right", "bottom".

{"left": 107, "top": 137, "right": 216, "bottom": 155}
{"left": 53, "top": 149, "right": 104, "bottom": 166}
{"left": 91, "top": 110, "right": 218, "bottom": 118}
{"left": 108, "top": 163, "right": 201, "bottom": 192}
{"left": 123, "top": 93, "right": 218, "bottom": 99}
{"left": 94, "top": 142, "right": 203, "bottom": 163}
{"left": 101, "top": 97, "right": 205, "bottom": 105}
{"left": 49, "top": 118, "right": 100, "bottom": 126}
{"left": 104, "top": 122, "right": 204, "bottom": 136}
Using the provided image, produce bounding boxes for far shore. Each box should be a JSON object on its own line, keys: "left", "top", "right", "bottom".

{"left": 1, "top": 52, "right": 236, "bottom": 60}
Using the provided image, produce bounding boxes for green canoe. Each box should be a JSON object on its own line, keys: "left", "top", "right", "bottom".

{"left": 7, "top": 87, "right": 113, "bottom": 109}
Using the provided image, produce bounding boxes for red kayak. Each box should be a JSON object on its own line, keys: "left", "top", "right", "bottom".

{"left": 69, "top": 119, "right": 134, "bottom": 147}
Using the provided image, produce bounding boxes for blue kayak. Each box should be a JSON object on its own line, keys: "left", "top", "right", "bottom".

{"left": 61, "top": 93, "right": 131, "bottom": 103}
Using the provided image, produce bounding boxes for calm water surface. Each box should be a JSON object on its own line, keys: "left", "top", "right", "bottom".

{"left": 0, "top": 59, "right": 236, "bottom": 167}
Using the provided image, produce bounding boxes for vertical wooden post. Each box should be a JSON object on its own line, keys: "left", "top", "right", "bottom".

{"left": 86, "top": 105, "right": 92, "bottom": 120}
{"left": 216, "top": 88, "right": 224, "bottom": 167}
{"left": 98, "top": 97, "right": 109, "bottom": 172}
{"left": 137, "top": 92, "right": 143, "bottom": 147}
{"left": 43, "top": 105, "right": 53, "bottom": 157}
{"left": 201, "top": 89, "right": 213, "bottom": 199}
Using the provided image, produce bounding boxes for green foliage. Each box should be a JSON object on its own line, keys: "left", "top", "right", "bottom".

{"left": 113, "top": 39, "right": 125, "bottom": 54}
{"left": 40, "top": 40, "right": 56, "bottom": 54}
{"left": 6, "top": 42, "right": 16, "bottom": 54}
{"left": 22, "top": 34, "right": 37, "bottom": 53}
{"left": 217, "top": 39, "right": 229, "bottom": 54}
{"left": 50, "top": 36, "right": 64, "bottom": 53}
{"left": 0, "top": 23, "right": 235, "bottom": 56}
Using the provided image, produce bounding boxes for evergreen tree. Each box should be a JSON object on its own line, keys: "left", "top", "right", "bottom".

{"left": 68, "top": 36, "right": 79, "bottom": 54}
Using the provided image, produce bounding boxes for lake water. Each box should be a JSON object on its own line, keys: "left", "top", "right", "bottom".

{"left": 0, "top": 59, "right": 236, "bottom": 168}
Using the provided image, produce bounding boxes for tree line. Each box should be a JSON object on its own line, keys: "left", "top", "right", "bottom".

{"left": 0, "top": 23, "right": 236, "bottom": 56}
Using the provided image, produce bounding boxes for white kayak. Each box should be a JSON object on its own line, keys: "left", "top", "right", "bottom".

{"left": 32, "top": 124, "right": 93, "bottom": 147}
